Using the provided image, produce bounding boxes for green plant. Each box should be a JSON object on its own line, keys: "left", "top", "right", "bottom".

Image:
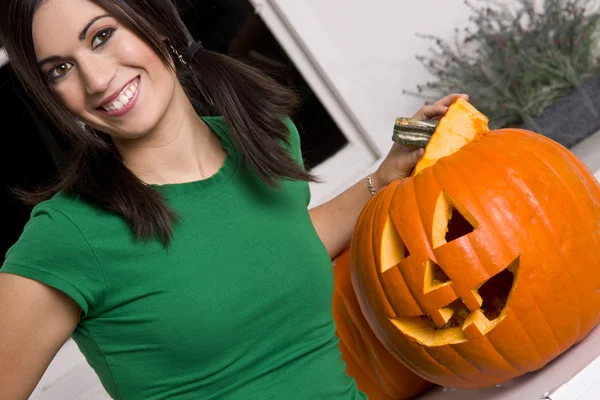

{"left": 406, "top": 0, "right": 600, "bottom": 129}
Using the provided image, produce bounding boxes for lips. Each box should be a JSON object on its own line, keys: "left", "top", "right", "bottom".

{"left": 97, "top": 76, "right": 140, "bottom": 116}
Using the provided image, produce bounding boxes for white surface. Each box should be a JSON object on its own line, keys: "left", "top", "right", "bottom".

{"left": 416, "top": 324, "right": 600, "bottom": 400}
{"left": 29, "top": 340, "right": 110, "bottom": 400}
{"left": 0, "top": 48, "right": 8, "bottom": 68}
{"left": 308, "top": 144, "right": 374, "bottom": 208}
{"left": 261, "top": 0, "right": 541, "bottom": 201}
{"left": 551, "top": 357, "right": 600, "bottom": 400}
{"left": 251, "top": 0, "right": 378, "bottom": 206}
{"left": 264, "top": 0, "right": 515, "bottom": 156}
{"left": 570, "top": 130, "right": 600, "bottom": 176}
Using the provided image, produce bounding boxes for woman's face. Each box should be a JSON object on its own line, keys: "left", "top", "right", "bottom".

{"left": 32, "top": 0, "right": 177, "bottom": 139}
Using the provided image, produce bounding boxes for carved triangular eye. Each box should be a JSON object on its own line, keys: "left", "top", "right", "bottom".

{"left": 380, "top": 215, "right": 410, "bottom": 273}
{"left": 431, "top": 261, "right": 450, "bottom": 284}
{"left": 479, "top": 257, "right": 518, "bottom": 321}
{"left": 446, "top": 207, "right": 475, "bottom": 243}
{"left": 424, "top": 260, "right": 451, "bottom": 293}
{"left": 433, "top": 192, "right": 478, "bottom": 248}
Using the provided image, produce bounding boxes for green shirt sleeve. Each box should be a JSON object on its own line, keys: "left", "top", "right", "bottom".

{"left": 1, "top": 204, "right": 106, "bottom": 318}
{"left": 283, "top": 117, "right": 307, "bottom": 170}
{"left": 283, "top": 117, "right": 311, "bottom": 206}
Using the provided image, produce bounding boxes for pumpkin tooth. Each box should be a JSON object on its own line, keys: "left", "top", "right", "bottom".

{"left": 462, "top": 310, "right": 492, "bottom": 340}
{"left": 430, "top": 307, "right": 454, "bottom": 327}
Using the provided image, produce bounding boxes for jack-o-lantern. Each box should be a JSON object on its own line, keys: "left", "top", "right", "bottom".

{"left": 350, "top": 98, "right": 600, "bottom": 389}
{"left": 332, "top": 249, "right": 433, "bottom": 399}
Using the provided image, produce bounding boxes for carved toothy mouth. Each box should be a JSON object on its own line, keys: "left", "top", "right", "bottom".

{"left": 379, "top": 191, "right": 520, "bottom": 346}
{"left": 389, "top": 258, "right": 518, "bottom": 346}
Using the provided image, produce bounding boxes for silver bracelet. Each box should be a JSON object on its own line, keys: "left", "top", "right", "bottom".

{"left": 366, "top": 173, "right": 377, "bottom": 195}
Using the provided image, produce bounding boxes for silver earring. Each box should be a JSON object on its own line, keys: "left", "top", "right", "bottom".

{"left": 169, "top": 43, "right": 215, "bottom": 108}
{"left": 170, "top": 45, "right": 187, "bottom": 65}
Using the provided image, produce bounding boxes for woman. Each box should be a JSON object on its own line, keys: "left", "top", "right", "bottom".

{"left": 0, "top": 0, "right": 465, "bottom": 398}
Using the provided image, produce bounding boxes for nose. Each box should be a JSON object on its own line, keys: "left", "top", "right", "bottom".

{"left": 77, "top": 53, "right": 116, "bottom": 97}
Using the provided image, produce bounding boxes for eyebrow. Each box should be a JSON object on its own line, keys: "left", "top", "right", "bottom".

{"left": 79, "top": 14, "right": 111, "bottom": 40}
{"left": 37, "top": 14, "right": 112, "bottom": 68}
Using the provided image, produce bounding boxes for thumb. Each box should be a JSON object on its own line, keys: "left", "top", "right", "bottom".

{"left": 396, "top": 147, "right": 425, "bottom": 180}
{"left": 412, "top": 148, "right": 425, "bottom": 162}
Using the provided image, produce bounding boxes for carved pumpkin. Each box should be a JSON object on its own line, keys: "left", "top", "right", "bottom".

{"left": 350, "top": 98, "right": 600, "bottom": 389}
{"left": 332, "top": 249, "right": 433, "bottom": 399}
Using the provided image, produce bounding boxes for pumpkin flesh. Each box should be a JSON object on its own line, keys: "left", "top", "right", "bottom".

{"left": 413, "top": 97, "right": 489, "bottom": 176}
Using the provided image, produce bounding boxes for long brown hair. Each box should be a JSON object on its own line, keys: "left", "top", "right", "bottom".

{"left": 0, "top": 0, "right": 317, "bottom": 245}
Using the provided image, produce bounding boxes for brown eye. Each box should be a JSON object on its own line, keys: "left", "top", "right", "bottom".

{"left": 55, "top": 64, "right": 70, "bottom": 75}
{"left": 91, "top": 28, "right": 116, "bottom": 49}
{"left": 47, "top": 62, "right": 73, "bottom": 82}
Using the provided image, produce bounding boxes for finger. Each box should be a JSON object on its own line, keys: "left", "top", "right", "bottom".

{"left": 433, "top": 93, "right": 469, "bottom": 107}
{"left": 420, "top": 104, "right": 448, "bottom": 119}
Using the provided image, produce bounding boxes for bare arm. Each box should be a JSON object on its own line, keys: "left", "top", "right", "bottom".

{"left": 309, "top": 94, "right": 467, "bottom": 259}
{"left": 309, "top": 174, "right": 380, "bottom": 259}
{"left": 0, "top": 273, "right": 81, "bottom": 399}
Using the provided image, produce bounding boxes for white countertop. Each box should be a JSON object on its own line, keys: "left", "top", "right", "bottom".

{"left": 418, "top": 324, "right": 600, "bottom": 399}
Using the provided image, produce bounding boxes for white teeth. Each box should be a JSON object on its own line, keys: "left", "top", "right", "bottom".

{"left": 101, "top": 78, "right": 139, "bottom": 112}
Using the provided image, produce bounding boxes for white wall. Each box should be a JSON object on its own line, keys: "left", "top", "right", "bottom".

{"left": 270, "top": 0, "right": 479, "bottom": 156}
{"left": 270, "top": 0, "right": 543, "bottom": 157}
{"left": 0, "top": 48, "right": 8, "bottom": 68}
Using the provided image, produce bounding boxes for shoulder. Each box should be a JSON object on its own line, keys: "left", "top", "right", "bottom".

{"left": 8, "top": 191, "right": 122, "bottom": 266}
{"left": 199, "top": 115, "right": 227, "bottom": 128}
{"left": 200, "top": 115, "right": 300, "bottom": 142}
{"left": 33, "top": 190, "right": 97, "bottom": 216}
{"left": 3, "top": 192, "right": 107, "bottom": 317}
{"left": 281, "top": 117, "right": 305, "bottom": 168}
{"left": 33, "top": 190, "right": 122, "bottom": 226}
{"left": 200, "top": 115, "right": 303, "bottom": 161}
{"left": 282, "top": 116, "right": 301, "bottom": 148}
{"left": 23, "top": 191, "right": 115, "bottom": 237}
{"left": 199, "top": 115, "right": 230, "bottom": 138}
{"left": 8, "top": 191, "right": 100, "bottom": 260}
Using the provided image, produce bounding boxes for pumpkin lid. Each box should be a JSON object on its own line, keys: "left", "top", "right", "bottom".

{"left": 413, "top": 98, "right": 489, "bottom": 176}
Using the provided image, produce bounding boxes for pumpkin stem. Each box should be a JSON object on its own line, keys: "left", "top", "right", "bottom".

{"left": 392, "top": 118, "right": 438, "bottom": 148}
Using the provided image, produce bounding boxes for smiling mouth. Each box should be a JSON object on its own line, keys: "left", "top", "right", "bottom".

{"left": 98, "top": 76, "right": 140, "bottom": 114}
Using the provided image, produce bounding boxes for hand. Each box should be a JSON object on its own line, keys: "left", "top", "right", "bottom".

{"left": 372, "top": 93, "right": 469, "bottom": 189}
{"left": 411, "top": 93, "right": 469, "bottom": 121}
